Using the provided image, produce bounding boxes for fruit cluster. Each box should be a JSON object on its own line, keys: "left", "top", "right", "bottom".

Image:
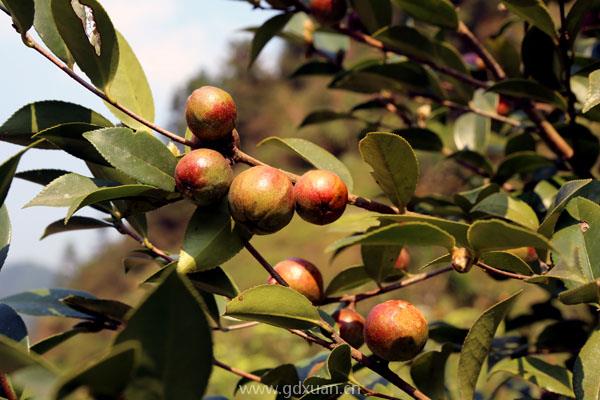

{"left": 176, "top": 86, "right": 428, "bottom": 362}
{"left": 176, "top": 86, "right": 348, "bottom": 234}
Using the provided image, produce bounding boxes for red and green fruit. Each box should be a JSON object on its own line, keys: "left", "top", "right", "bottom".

{"left": 309, "top": 0, "right": 347, "bottom": 24}
{"left": 394, "top": 248, "right": 411, "bottom": 271}
{"left": 228, "top": 166, "right": 295, "bottom": 234}
{"left": 364, "top": 300, "right": 428, "bottom": 361}
{"left": 185, "top": 86, "right": 237, "bottom": 142}
{"left": 175, "top": 148, "right": 233, "bottom": 206}
{"left": 268, "top": 258, "right": 324, "bottom": 303}
{"left": 333, "top": 308, "right": 365, "bottom": 348}
{"left": 294, "top": 170, "right": 348, "bottom": 225}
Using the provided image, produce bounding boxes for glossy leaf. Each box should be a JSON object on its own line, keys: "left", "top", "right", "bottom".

{"left": 299, "top": 110, "right": 357, "bottom": 128}
{"left": 115, "top": 268, "right": 213, "bottom": 399}
{"left": 0, "top": 335, "right": 54, "bottom": 374}
{"left": 538, "top": 179, "right": 592, "bottom": 237}
{"left": 324, "top": 266, "right": 371, "bottom": 296}
{"left": 327, "top": 222, "right": 456, "bottom": 254}
{"left": 52, "top": 0, "right": 119, "bottom": 89}
{"left": 30, "top": 326, "right": 90, "bottom": 355}
{"left": 0, "top": 140, "right": 43, "bottom": 206}
{"left": 468, "top": 219, "right": 552, "bottom": 254}
{"left": 583, "top": 69, "right": 600, "bottom": 113}
{"left": 15, "top": 169, "right": 71, "bottom": 186}
{"left": 574, "top": 325, "right": 600, "bottom": 400}
{"left": 187, "top": 267, "right": 240, "bottom": 298}
{"left": 32, "top": 122, "right": 108, "bottom": 165}
{"left": 259, "top": 137, "right": 354, "bottom": 191}
{"left": 0, "top": 288, "right": 96, "bottom": 319}
{"left": 494, "top": 151, "right": 555, "bottom": 184}
{"left": 290, "top": 61, "right": 340, "bottom": 78}
{"left": 33, "top": 0, "right": 74, "bottom": 67}
{"left": 225, "top": 284, "right": 322, "bottom": 330}
{"left": 0, "top": 205, "right": 10, "bottom": 271}
{"left": 376, "top": 214, "right": 470, "bottom": 247}
{"left": 0, "top": 100, "right": 112, "bottom": 147}
{"left": 454, "top": 183, "right": 500, "bottom": 212}
{"left": 471, "top": 192, "right": 539, "bottom": 230}
{"left": 522, "top": 27, "right": 561, "bottom": 89}
{"left": 54, "top": 341, "right": 140, "bottom": 399}
{"left": 392, "top": 128, "right": 443, "bottom": 152}
{"left": 104, "top": 32, "right": 155, "bottom": 130}
{"left": 489, "top": 356, "right": 574, "bottom": 397}
{"left": 500, "top": 0, "right": 557, "bottom": 38}
{"left": 488, "top": 79, "right": 566, "bottom": 109}
{"left": 374, "top": 26, "right": 435, "bottom": 62}
{"left": 481, "top": 251, "right": 534, "bottom": 276}
{"left": 249, "top": 12, "right": 293, "bottom": 67}
{"left": 61, "top": 295, "right": 131, "bottom": 323}
{"left": 449, "top": 150, "right": 494, "bottom": 177}
{"left": 2, "top": 0, "right": 34, "bottom": 35}
{"left": 41, "top": 216, "right": 111, "bottom": 239}
{"left": 359, "top": 132, "right": 418, "bottom": 209}
{"left": 84, "top": 128, "right": 178, "bottom": 191}
{"left": 0, "top": 304, "right": 27, "bottom": 344}
{"left": 567, "top": 0, "right": 598, "bottom": 39}
{"left": 178, "top": 202, "right": 250, "bottom": 273}
{"left": 458, "top": 290, "right": 522, "bottom": 399}
{"left": 391, "top": 0, "right": 458, "bottom": 29}
{"left": 454, "top": 112, "right": 489, "bottom": 153}
{"left": 361, "top": 245, "right": 401, "bottom": 284}
{"left": 350, "top": 0, "right": 392, "bottom": 33}
{"left": 411, "top": 343, "right": 453, "bottom": 399}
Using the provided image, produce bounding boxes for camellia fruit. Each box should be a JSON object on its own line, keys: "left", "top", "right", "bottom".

{"left": 185, "top": 86, "right": 237, "bottom": 142}
{"left": 294, "top": 170, "right": 348, "bottom": 225}
{"left": 174, "top": 148, "right": 233, "bottom": 206}
{"left": 228, "top": 166, "right": 295, "bottom": 234}
{"left": 309, "top": 0, "right": 347, "bottom": 24}
{"left": 268, "top": 258, "right": 324, "bottom": 303}
{"left": 364, "top": 300, "right": 428, "bottom": 361}
{"left": 333, "top": 308, "right": 365, "bottom": 348}
{"left": 394, "top": 248, "right": 411, "bottom": 271}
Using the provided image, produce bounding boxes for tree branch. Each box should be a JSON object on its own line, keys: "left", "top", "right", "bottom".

{"left": 457, "top": 22, "right": 506, "bottom": 81}
{"left": 244, "top": 241, "right": 289, "bottom": 286}
{"left": 475, "top": 261, "right": 529, "bottom": 280}
{"left": 213, "top": 358, "right": 262, "bottom": 382}
{"left": 113, "top": 219, "right": 174, "bottom": 263}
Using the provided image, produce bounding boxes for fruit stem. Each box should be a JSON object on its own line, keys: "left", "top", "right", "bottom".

{"left": 243, "top": 240, "right": 289, "bottom": 286}
{"left": 213, "top": 358, "right": 262, "bottom": 382}
{"left": 475, "top": 261, "right": 530, "bottom": 280}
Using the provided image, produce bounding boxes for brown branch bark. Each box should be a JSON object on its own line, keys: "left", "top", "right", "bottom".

{"left": 244, "top": 241, "right": 289, "bottom": 286}
{"left": 475, "top": 262, "right": 529, "bottom": 280}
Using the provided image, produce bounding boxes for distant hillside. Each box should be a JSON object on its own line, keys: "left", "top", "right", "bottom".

{"left": 0, "top": 263, "right": 62, "bottom": 298}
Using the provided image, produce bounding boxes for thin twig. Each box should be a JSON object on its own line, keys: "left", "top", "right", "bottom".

{"left": 213, "top": 359, "right": 262, "bottom": 382}
{"left": 244, "top": 241, "right": 289, "bottom": 286}
{"left": 214, "top": 321, "right": 260, "bottom": 332}
{"left": 113, "top": 219, "right": 174, "bottom": 263}
{"left": 0, "top": 374, "right": 17, "bottom": 400}
{"left": 476, "top": 261, "right": 529, "bottom": 280}
{"left": 457, "top": 22, "right": 506, "bottom": 81}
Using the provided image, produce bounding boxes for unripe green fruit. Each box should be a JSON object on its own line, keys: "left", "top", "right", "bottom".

{"left": 309, "top": 0, "right": 347, "bottom": 24}
{"left": 294, "top": 170, "right": 348, "bottom": 225}
{"left": 333, "top": 308, "right": 365, "bottom": 349}
{"left": 228, "top": 166, "right": 295, "bottom": 234}
{"left": 175, "top": 149, "right": 233, "bottom": 206}
{"left": 364, "top": 300, "right": 428, "bottom": 361}
{"left": 268, "top": 258, "right": 324, "bottom": 303}
{"left": 185, "top": 86, "right": 237, "bottom": 142}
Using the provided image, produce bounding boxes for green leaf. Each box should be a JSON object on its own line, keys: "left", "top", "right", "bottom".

{"left": 359, "top": 132, "right": 419, "bottom": 209}
{"left": 30, "top": 327, "right": 89, "bottom": 354}
{"left": 583, "top": 69, "right": 600, "bottom": 113}
{"left": 361, "top": 245, "right": 401, "bottom": 284}
{"left": 54, "top": 341, "right": 140, "bottom": 399}
{"left": 178, "top": 202, "right": 249, "bottom": 274}
{"left": 115, "top": 268, "right": 213, "bottom": 399}
{"left": 391, "top": 0, "right": 458, "bottom": 29}
{"left": 373, "top": 26, "right": 435, "bottom": 62}
{"left": 0, "top": 142, "right": 40, "bottom": 206}
{"left": 458, "top": 290, "right": 522, "bottom": 400}
{"left": 453, "top": 90, "right": 497, "bottom": 152}
{"left": 261, "top": 364, "right": 300, "bottom": 392}
{"left": 488, "top": 79, "right": 566, "bottom": 109}
{"left": 376, "top": 213, "right": 470, "bottom": 247}
{"left": 258, "top": 137, "right": 354, "bottom": 191}
{"left": 494, "top": 151, "right": 554, "bottom": 184}
{"left": 15, "top": 169, "right": 71, "bottom": 186}
{"left": 324, "top": 266, "right": 371, "bottom": 296}
{"left": 0, "top": 288, "right": 96, "bottom": 319}
{"left": 538, "top": 179, "right": 593, "bottom": 237}
{"left": 3, "top": 0, "right": 34, "bottom": 35}
{"left": 61, "top": 296, "right": 131, "bottom": 322}
{"left": 225, "top": 284, "right": 322, "bottom": 330}
{"left": 104, "top": 32, "right": 155, "bottom": 130}
{"left": 33, "top": 0, "right": 74, "bottom": 67}
{"left": 0, "top": 100, "right": 112, "bottom": 147}
{"left": 290, "top": 61, "right": 340, "bottom": 78}
{"left": 51, "top": 0, "right": 119, "bottom": 89}
{"left": 0, "top": 206, "right": 10, "bottom": 271}
{"left": 567, "top": 0, "right": 599, "bottom": 40}
{"left": 299, "top": 110, "right": 357, "bottom": 128}
{"left": 454, "top": 183, "right": 500, "bottom": 212}
{"left": 468, "top": 219, "right": 552, "bottom": 254}
{"left": 327, "top": 222, "right": 456, "bottom": 254}
{"left": 187, "top": 267, "right": 239, "bottom": 298}
{"left": 41, "top": 216, "right": 111, "bottom": 239}
{"left": 574, "top": 325, "right": 600, "bottom": 400}
{"left": 0, "top": 335, "right": 54, "bottom": 374}
{"left": 350, "top": 0, "right": 391, "bottom": 33}
{"left": 249, "top": 12, "right": 293, "bottom": 67}
{"left": 0, "top": 304, "right": 28, "bottom": 344}
{"left": 489, "top": 356, "right": 574, "bottom": 397}
{"left": 481, "top": 251, "right": 534, "bottom": 276}
{"left": 500, "top": 0, "right": 557, "bottom": 38}
{"left": 84, "top": 128, "right": 177, "bottom": 191}
{"left": 449, "top": 150, "right": 494, "bottom": 177}
{"left": 311, "top": 344, "right": 352, "bottom": 383}
{"left": 32, "top": 122, "right": 108, "bottom": 165}
{"left": 471, "top": 192, "right": 539, "bottom": 230}
{"left": 410, "top": 343, "right": 453, "bottom": 399}
{"left": 392, "top": 128, "right": 443, "bottom": 152}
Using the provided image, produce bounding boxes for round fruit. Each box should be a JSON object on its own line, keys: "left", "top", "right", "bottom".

{"left": 174, "top": 149, "right": 233, "bottom": 206}
{"left": 309, "top": 0, "right": 347, "bottom": 24}
{"left": 294, "top": 170, "right": 348, "bottom": 225}
{"left": 228, "top": 166, "right": 295, "bottom": 234}
{"left": 364, "top": 300, "right": 428, "bottom": 361}
{"left": 185, "top": 86, "right": 237, "bottom": 142}
{"left": 334, "top": 308, "right": 365, "bottom": 348}
{"left": 394, "top": 248, "right": 411, "bottom": 271}
{"left": 268, "top": 258, "right": 324, "bottom": 303}
{"left": 497, "top": 97, "right": 511, "bottom": 116}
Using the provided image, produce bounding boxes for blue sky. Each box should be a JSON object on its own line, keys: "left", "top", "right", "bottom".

{"left": 0, "top": 0, "right": 279, "bottom": 270}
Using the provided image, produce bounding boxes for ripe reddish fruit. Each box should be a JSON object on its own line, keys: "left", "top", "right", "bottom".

{"left": 185, "top": 86, "right": 237, "bottom": 142}
{"left": 268, "top": 258, "right": 324, "bottom": 303}
{"left": 174, "top": 148, "right": 233, "bottom": 206}
{"left": 333, "top": 308, "right": 365, "bottom": 348}
{"left": 394, "top": 248, "right": 411, "bottom": 271}
{"left": 309, "top": 0, "right": 347, "bottom": 24}
{"left": 497, "top": 97, "right": 511, "bottom": 116}
{"left": 294, "top": 170, "right": 348, "bottom": 225}
{"left": 228, "top": 166, "right": 295, "bottom": 234}
{"left": 364, "top": 300, "right": 428, "bottom": 361}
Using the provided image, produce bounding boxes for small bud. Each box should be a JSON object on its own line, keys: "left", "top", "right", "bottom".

{"left": 451, "top": 247, "right": 473, "bottom": 273}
